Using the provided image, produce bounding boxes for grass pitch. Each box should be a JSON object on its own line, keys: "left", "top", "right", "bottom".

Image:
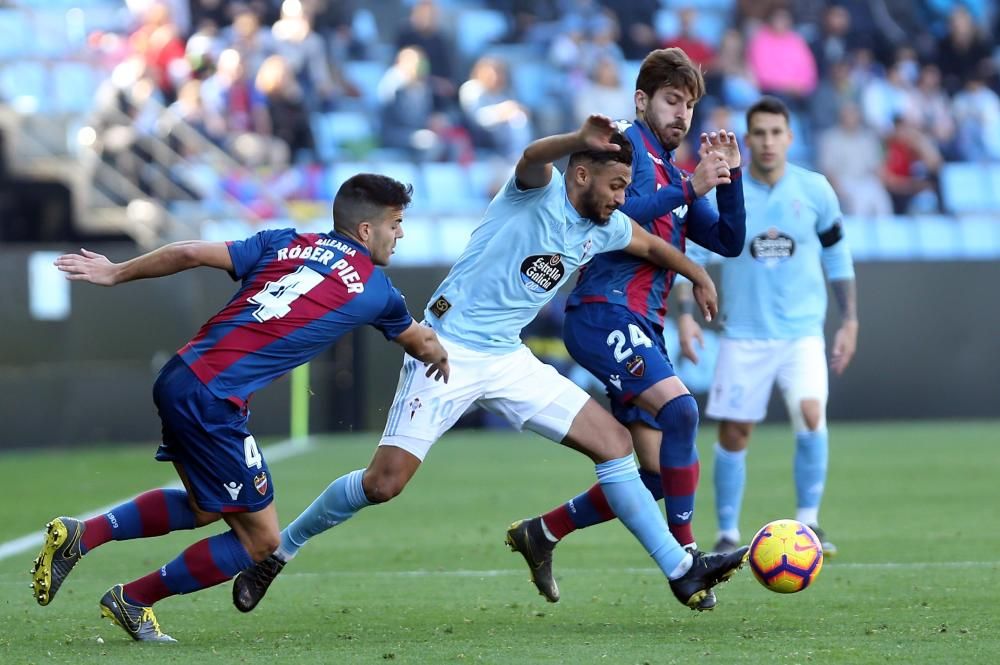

{"left": 1, "top": 421, "right": 998, "bottom": 664}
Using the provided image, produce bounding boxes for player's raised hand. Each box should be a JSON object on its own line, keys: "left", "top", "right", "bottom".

{"left": 700, "top": 129, "right": 742, "bottom": 169}
{"left": 678, "top": 314, "right": 705, "bottom": 364}
{"left": 830, "top": 320, "right": 858, "bottom": 375}
{"left": 690, "top": 138, "right": 732, "bottom": 197}
{"left": 53, "top": 248, "right": 120, "bottom": 286}
{"left": 577, "top": 114, "right": 623, "bottom": 153}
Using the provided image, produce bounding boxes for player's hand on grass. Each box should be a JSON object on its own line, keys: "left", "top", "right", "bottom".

{"left": 691, "top": 270, "right": 718, "bottom": 323}
{"left": 424, "top": 358, "right": 450, "bottom": 383}
{"left": 830, "top": 320, "right": 858, "bottom": 375}
{"left": 700, "top": 129, "right": 741, "bottom": 169}
{"left": 54, "top": 249, "right": 120, "bottom": 286}
{"left": 577, "top": 114, "right": 623, "bottom": 153}
{"left": 678, "top": 314, "right": 704, "bottom": 364}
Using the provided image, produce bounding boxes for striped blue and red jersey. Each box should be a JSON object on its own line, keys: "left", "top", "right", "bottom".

{"left": 178, "top": 228, "right": 412, "bottom": 407}
{"left": 567, "top": 119, "right": 746, "bottom": 327}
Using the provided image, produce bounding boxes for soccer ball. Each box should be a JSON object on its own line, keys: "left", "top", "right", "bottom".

{"left": 748, "top": 519, "right": 824, "bottom": 593}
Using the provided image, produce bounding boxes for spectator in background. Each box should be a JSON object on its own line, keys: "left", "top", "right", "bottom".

{"left": 377, "top": 46, "right": 436, "bottom": 157}
{"left": 860, "top": 53, "right": 920, "bottom": 136}
{"left": 201, "top": 48, "right": 270, "bottom": 137}
{"left": 128, "top": 3, "right": 187, "bottom": 100}
{"left": 809, "top": 4, "right": 862, "bottom": 76}
{"left": 600, "top": 0, "right": 659, "bottom": 60}
{"left": 662, "top": 8, "right": 715, "bottom": 70}
{"left": 912, "top": 64, "right": 957, "bottom": 158}
{"left": 189, "top": 0, "right": 229, "bottom": 30}
{"left": 255, "top": 55, "right": 315, "bottom": 162}
{"left": 810, "top": 59, "right": 861, "bottom": 131}
{"left": 705, "top": 29, "right": 759, "bottom": 112}
{"left": 271, "top": 0, "right": 336, "bottom": 109}
{"left": 572, "top": 55, "right": 633, "bottom": 126}
{"left": 395, "top": 0, "right": 457, "bottom": 110}
{"left": 952, "top": 74, "right": 1000, "bottom": 162}
{"left": 882, "top": 115, "right": 942, "bottom": 214}
{"left": 818, "top": 103, "right": 892, "bottom": 216}
{"left": 935, "top": 5, "right": 994, "bottom": 95}
{"left": 459, "top": 56, "right": 533, "bottom": 161}
{"left": 223, "top": 8, "right": 276, "bottom": 79}
{"left": 746, "top": 7, "right": 818, "bottom": 108}
{"left": 164, "top": 79, "right": 225, "bottom": 149}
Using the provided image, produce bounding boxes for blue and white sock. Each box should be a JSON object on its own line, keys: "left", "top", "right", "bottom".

{"left": 794, "top": 429, "right": 828, "bottom": 524}
{"left": 277, "top": 469, "right": 371, "bottom": 561}
{"left": 596, "top": 456, "right": 690, "bottom": 580}
{"left": 714, "top": 442, "right": 747, "bottom": 539}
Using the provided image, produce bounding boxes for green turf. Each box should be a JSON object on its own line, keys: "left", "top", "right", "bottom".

{"left": 1, "top": 422, "right": 998, "bottom": 664}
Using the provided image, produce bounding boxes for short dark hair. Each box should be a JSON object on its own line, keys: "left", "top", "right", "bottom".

{"left": 332, "top": 173, "right": 413, "bottom": 233}
{"left": 567, "top": 131, "right": 633, "bottom": 171}
{"left": 636, "top": 48, "right": 705, "bottom": 102}
{"left": 746, "top": 96, "right": 791, "bottom": 129}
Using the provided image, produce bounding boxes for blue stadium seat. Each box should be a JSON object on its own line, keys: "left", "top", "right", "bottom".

{"left": 51, "top": 62, "right": 98, "bottom": 114}
{"left": 341, "top": 61, "right": 389, "bottom": 111}
{"left": 422, "top": 162, "right": 480, "bottom": 211}
{"left": 0, "top": 62, "right": 48, "bottom": 113}
{"left": 390, "top": 215, "right": 438, "bottom": 266}
{"left": 869, "top": 216, "right": 918, "bottom": 260}
{"left": 509, "top": 60, "right": 556, "bottom": 110}
{"left": 455, "top": 9, "right": 509, "bottom": 58}
{"left": 842, "top": 215, "right": 874, "bottom": 261}
{"left": 990, "top": 164, "right": 1000, "bottom": 211}
{"left": 940, "top": 162, "right": 993, "bottom": 213}
{"left": 956, "top": 216, "right": 1000, "bottom": 259}
{"left": 913, "top": 215, "right": 962, "bottom": 259}
{"left": 311, "top": 111, "right": 374, "bottom": 163}
{"left": 0, "top": 10, "right": 30, "bottom": 59}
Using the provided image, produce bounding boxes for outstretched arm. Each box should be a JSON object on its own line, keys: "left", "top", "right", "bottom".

{"left": 394, "top": 322, "right": 450, "bottom": 382}
{"left": 623, "top": 221, "right": 718, "bottom": 321}
{"left": 515, "top": 114, "right": 621, "bottom": 190}
{"left": 54, "top": 241, "right": 234, "bottom": 286}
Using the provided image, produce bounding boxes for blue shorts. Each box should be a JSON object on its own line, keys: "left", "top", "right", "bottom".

{"left": 153, "top": 355, "right": 273, "bottom": 513}
{"left": 563, "top": 303, "right": 670, "bottom": 429}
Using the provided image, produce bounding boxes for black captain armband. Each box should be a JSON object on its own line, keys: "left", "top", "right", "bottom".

{"left": 818, "top": 220, "right": 844, "bottom": 248}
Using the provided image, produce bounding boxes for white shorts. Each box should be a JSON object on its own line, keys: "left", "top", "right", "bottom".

{"left": 379, "top": 335, "right": 591, "bottom": 461}
{"left": 705, "top": 336, "right": 828, "bottom": 427}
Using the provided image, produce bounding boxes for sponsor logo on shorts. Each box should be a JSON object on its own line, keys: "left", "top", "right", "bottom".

{"left": 224, "top": 481, "right": 243, "bottom": 500}
{"left": 409, "top": 397, "right": 422, "bottom": 420}
{"left": 253, "top": 472, "right": 268, "bottom": 496}
{"left": 429, "top": 295, "right": 452, "bottom": 318}
{"left": 750, "top": 227, "right": 795, "bottom": 263}
{"left": 519, "top": 254, "right": 564, "bottom": 293}
{"left": 625, "top": 355, "right": 645, "bottom": 377}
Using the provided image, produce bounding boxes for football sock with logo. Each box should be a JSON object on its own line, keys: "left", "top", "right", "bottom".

{"left": 656, "top": 395, "right": 700, "bottom": 548}
{"left": 793, "top": 429, "right": 828, "bottom": 518}
{"left": 276, "top": 469, "right": 370, "bottom": 561}
{"left": 123, "top": 530, "right": 252, "bottom": 606}
{"left": 595, "top": 455, "right": 689, "bottom": 580}
{"left": 80, "top": 488, "right": 196, "bottom": 554}
{"left": 539, "top": 469, "right": 663, "bottom": 541}
{"left": 714, "top": 442, "right": 747, "bottom": 537}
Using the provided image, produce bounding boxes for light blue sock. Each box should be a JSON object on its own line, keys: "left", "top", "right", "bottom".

{"left": 794, "top": 429, "right": 828, "bottom": 513}
{"left": 714, "top": 443, "right": 747, "bottom": 534}
{"left": 596, "top": 456, "right": 688, "bottom": 579}
{"left": 277, "top": 469, "right": 371, "bottom": 560}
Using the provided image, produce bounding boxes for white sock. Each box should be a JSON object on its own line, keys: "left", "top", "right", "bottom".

{"left": 796, "top": 508, "right": 819, "bottom": 526}
{"left": 539, "top": 518, "right": 559, "bottom": 543}
{"left": 667, "top": 551, "right": 694, "bottom": 580}
{"left": 717, "top": 528, "right": 740, "bottom": 543}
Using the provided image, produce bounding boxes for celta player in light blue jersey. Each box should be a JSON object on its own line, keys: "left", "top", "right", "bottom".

{"left": 232, "top": 115, "right": 749, "bottom": 613}
{"left": 676, "top": 97, "right": 859, "bottom": 556}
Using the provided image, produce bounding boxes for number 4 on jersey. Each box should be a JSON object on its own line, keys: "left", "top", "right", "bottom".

{"left": 248, "top": 265, "right": 325, "bottom": 322}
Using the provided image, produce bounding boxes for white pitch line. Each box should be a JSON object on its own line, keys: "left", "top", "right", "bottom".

{"left": 0, "top": 437, "right": 313, "bottom": 562}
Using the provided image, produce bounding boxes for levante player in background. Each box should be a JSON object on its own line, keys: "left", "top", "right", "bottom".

{"left": 31, "top": 174, "right": 448, "bottom": 642}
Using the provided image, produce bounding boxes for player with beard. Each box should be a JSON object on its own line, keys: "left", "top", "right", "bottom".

{"left": 506, "top": 48, "right": 747, "bottom": 610}
{"left": 232, "top": 114, "right": 749, "bottom": 614}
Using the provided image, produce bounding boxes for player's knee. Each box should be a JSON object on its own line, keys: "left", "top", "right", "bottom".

{"left": 362, "top": 470, "right": 407, "bottom": 504}
{"left": 799, "top": 399, "right": 823, "bottom": 431}
{"left": 601, "top": 422, "right": 633, "bottom": 460}
{"left": 720, "top": 421, "right": 752, "bottom": 450}
{"left": 656, "top": 394, "right": 699, "bottom": 437}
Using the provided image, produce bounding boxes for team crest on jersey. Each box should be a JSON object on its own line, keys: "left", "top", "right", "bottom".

{"left": 625, "top": 355, "right": 646, "bottom": 377}
{"left": 409, "top": 397, "right": 422, "bottom": 421}
{"left": 520, "top": 254, "right": 565, "bottom": 293}
{"left": 253, "top": 472, "right": 269, "bottom": 496}
{"left": 750, "top": 227, "right": 795, "bottom": 264}
{"left": 430, "top": 295, "right": 452, "bottom": 318}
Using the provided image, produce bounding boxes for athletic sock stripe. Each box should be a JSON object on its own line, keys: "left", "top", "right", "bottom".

{"left": 386, "top": 360, "right": 417, "bottom": 435}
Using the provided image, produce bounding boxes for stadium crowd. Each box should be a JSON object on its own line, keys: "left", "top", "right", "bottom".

{"left": 28, "top": 0, "right": 1000, "bottom": 218}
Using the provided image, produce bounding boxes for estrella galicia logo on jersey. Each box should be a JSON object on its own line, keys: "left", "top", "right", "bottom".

{"left": 750, "top": 227, "right": 796, "bottom": 263}
{"left": 253, "top": 472, "right": 268, "bottom": 496}
{"left": 520, "top": 254, "right": 565, "bottom": 293}
{"left": 429, "top": 295, "right": 452, "bottom": 318}
{"left": 625, "top": 355, "right": 645, "bottom": 377}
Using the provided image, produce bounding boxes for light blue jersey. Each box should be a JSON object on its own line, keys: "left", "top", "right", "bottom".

{"left": 713, "top": 163, "right": 854, "bottom": 340}
{"left": 424, "top": 169, "right": 634, "bottom": 353}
